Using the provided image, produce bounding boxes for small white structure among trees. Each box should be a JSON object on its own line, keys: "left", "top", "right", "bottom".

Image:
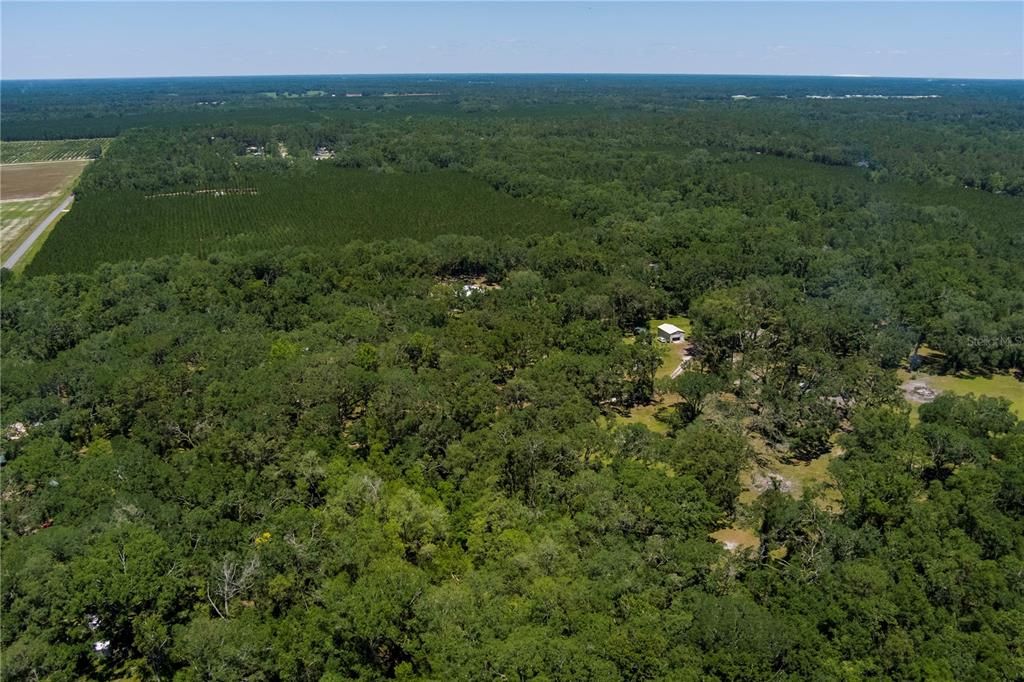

{"left": 657, "top": 323, "right": 684, "bottom": 343}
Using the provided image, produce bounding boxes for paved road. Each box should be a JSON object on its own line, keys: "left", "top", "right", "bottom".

{"left": 2, "top": 194, "right": 74, "bottom": 270}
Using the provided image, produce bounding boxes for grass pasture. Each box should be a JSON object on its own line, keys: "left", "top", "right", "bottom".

{"left": 0, "top": 138, "right": 110, "bottom": 164}
{"left": 26, "top": 168, "right": 576, "bottom": 275}
{"left": 2, "top": 194, "right": 74, "bottom": 266}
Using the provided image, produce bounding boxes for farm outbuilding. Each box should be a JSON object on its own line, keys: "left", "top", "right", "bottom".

{"left": 657, "top": 323, "right": 684, "bottom": 343}
{"left": 313, "top": 146, "right": 335, "bottom": 161}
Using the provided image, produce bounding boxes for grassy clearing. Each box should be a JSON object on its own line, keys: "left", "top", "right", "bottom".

{"left": 614, "top": 316, "right": 694, "bottom": 429}
{"left": 743, "top": 451, "right": 844, "bottom": 510}
{"left": 737, "top": 429, "right": 843, "bottom": 509}
{"left": 709, "top": 527, "right": 760, "bottom": 553}
{"left": 899, "top": 369, "right": 1023, "bottom": 420}
{"left": 612, "top": 399, "right": 679, "bottom": 434}
{"left": 924, "top": 374, "right": 1023, "bottom": 416}
{"left": 0, "top": 139, "right": 110, "bottom": 164}
{"left": 647, "top": 317, "right": 694, "bottom": 379}
{"left": 712, "top": 415, "right": 843, "bottom": 555}
{"left": 27, "top": 168, "right": 576, "bottom": 275}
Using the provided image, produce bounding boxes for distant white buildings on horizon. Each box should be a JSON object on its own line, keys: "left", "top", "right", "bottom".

{"left": 731, "top": 93, "right": 941, "bottom": 101}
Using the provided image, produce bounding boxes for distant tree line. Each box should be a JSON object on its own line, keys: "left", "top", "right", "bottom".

{"left": 4, "top": 76, "right": 1023, "bottom": 194}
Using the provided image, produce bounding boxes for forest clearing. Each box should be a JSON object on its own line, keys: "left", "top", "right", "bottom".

{"left": 616, "top": 313, "right": 845, "bottom": 554}
{"left": 615, "top": 317, "right": 693, "bottom": 430}
{"left": 900, "top": 369, "right": 1024, "bottom": 419}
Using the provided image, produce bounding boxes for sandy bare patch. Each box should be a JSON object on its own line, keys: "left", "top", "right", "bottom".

{"left": 902, "top": 378, "right": 939, "bottom": 404}
{"left": 750, "top": 471, "right": 795, "bottom": 494}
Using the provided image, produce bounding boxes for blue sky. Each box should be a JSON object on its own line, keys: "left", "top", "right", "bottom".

{"left": 2, "top": 2, "right": 1021, "bottom": 80}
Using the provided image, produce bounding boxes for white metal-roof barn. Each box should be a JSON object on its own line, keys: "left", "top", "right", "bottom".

{"left": 657, "top": 323, "right": 684, "bottom": 343}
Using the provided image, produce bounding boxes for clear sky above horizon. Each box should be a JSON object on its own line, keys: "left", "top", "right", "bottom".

{"left": 2, "top": 1, "right": 1021, "bottom": 81}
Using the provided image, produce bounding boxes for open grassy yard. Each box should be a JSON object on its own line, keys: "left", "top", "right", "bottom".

{"left": 900, "top": 369, "right": 1024, "bottom": 420}
{"left": 923, "top": 373, "right": 1024, "bottom": 416}
{"left": 26, "top": 167, "right": 575, "bottom": 274}
{"left": 647, "top": 317, "right": 694, "bottom": 379}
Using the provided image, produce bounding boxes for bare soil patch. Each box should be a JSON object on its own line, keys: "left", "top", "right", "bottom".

{"left": 901, "top": 378, "right": 939, "bottom": 404}
{"left": 0, "top": 160, "right": 89, "bottom": 200}
{"left": 710, "top": 527, "right": 760, "bottom": 553}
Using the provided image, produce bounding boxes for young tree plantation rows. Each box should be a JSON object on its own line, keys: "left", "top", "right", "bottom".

{"left": 0, "top": 138, "right": 108, "bottom": 164}
{"left": 26, "top": 168, "right": 573, "bottom": 275}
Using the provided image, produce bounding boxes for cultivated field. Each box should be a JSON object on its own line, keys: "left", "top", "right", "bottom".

{"left": 26, "top": 168, "right": 575, "bottom": 274}
{"left": 1, "top": 158, "right": 90, "bottom": 263}
{"left": 0, "top": 160, "right": 90, "bottom": 200}
{"left": 0, "top": 138, "right": 110, "bottom": 163}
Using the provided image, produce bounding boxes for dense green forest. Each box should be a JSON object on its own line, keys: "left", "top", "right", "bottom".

{"left": 2, "top": 76, "right": 1023, "bottom": 680}
{"left": 26, "top": 111, "right": 1024, "bottom": 374}
{"left": 3, "top": 243, "right": 1023, "bottom": 680}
